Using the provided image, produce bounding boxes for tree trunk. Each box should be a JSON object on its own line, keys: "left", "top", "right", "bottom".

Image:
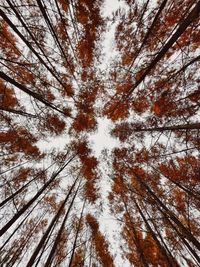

{"left": 122, "top": 197, "right": 149, "bottom": 267}
{"left": 0, "top": 71, "right": 65, "bottom": 115}
{"left": 0, "top": 107, "right": 37, "bottom": 118}
{"left": 0, "top": 6, "right": 66, "bottom": 89}
{"left": 0, "top": 157, "right": 75, "bottom": 237}
{"left": 133, "top": 123, "right": 200, "bottom": 132}
{"left": 133, "top": 198, "right": 179, "bottom": 267}
{"left": 126, "top": 0, "right": 168, "bottom": 74}
{"left": 26, "top": 175, "right": 79, "bottom": 267}
{"left": 133, "top": 171, "right": 200, "bottom": 251}
{"left": 44, "top": 180, "right": 82, "bottom": 267}
{"left": 68, "top": 199, "right": 86, "bottom": 267}
{"left": 126, "top": 1, "right": 200, "bottom": 98}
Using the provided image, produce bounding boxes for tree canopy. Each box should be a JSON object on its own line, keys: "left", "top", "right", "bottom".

{"left": 0, "top": 0, "right": 200, "bottom": 266}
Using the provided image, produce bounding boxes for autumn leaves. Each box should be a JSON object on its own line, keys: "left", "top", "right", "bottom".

{"left": 0, "top": 0, "right": 200, "bottom": 266}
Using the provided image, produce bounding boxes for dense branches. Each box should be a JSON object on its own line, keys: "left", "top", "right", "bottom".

{"left": 0, "top": 0, "right": 199, "bottom": 266}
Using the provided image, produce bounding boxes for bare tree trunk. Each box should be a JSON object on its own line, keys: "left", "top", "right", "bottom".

{"left": 0, "top": 162, "right": 55, "bottom": 209}
{"left": 44, "top": 180, "right": 82, "bottom": 267}
{"left": 126, "top": 1, "right": 200, "bottom": 98}
{"left": 126, "top": 0, "right": 168, "bottom": 74}
{"left": 0, "top": 157, "right": 75, "bottom": 237}
{"left": 0, "top": 107, "right": 37, "bottom": 118}
{"left": 133, "top": 171, "right": 200, "bottom": 251}
{"left": 26, "top": 175, "right": 79, "bottom": 267}
{"left": 0, "top": 71, "right": 65, "bottom": 115}
{"left": 133, "top": 123, "right": 200, "bottom": 132}
{"left": 0, "top": 6, "right": 66, "bottom": 88}
{"left": 122, "top": 196, "right": 149, "bottom": 267}
{"left": 68, "top": 199, "right": 86, "bottom": 267}
{"left": 133, "top": 197, "right": 179, "bottom": 267}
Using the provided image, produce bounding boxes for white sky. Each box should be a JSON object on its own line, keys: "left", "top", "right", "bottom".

{"left": 102, "top": 0, "right": 127, "bottom": 16}
{"left": 90, "top": 118, "right": 120, "bottom": 157}
{"left": 89, "top": 0, "right": 126, "bottom": 158}
{"left": 90, "top": 2, "right": 131, "bottom": 265}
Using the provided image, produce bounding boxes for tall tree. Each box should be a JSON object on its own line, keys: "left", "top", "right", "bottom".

{"left": 0, "top": 0, "right": 199, "bottom": 266}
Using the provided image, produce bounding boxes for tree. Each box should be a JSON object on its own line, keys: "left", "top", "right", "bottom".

{"left": 0, "top": 0, "right": 199, "bottom": 266}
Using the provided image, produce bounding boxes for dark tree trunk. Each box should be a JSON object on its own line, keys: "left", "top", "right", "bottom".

{"left": 44, "top": 180, "right": 82, "bottom": 267}
{"left": 26, "top": 175, "right": 79, "bottom": 267}
{"left": 133, "top": 123, "right": 200, "bottom": 132}
{"left": 0, "top": 71, "right": 65, "bottom": 115}
{"left": 126, "top": 1, "right": 200, "bottom": 98}
{"left": 68, "top": 199, "right": 86, "bottom": 267}
{"left": 0, "top": 157, "right": 75, "bottom": 237}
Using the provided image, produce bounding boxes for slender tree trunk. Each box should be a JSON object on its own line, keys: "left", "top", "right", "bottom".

{"left": 0, "top": 156, "right": 75, "bottom": 237}
{"left": 54, "top": 0, "right": 79, "bottom": 63}
{"left": 5, "top": 0, "right": 63, "bottom": 76}
{"left": 126, "top": 1, "right": 200, "bottom": 98}
{"left": 133, "top": 197, "right": 179, "bottom": 267}
{"left": 150, "top": 164, "right": 200, "bottom": 202}
{"left": 44, "top": 180, "right": 82, "bottom": 267}
{"left": 122, "top": 197, "right": 149, "bottom": 267}
{"left": 0, "top": 107, "right": 37, "bottom": 118}
{"left": 0, "top": 71, "right": 65, "bottom": 115}
{"left": 5, "top": 212, "right": 47, "bottom": 267}
{"left": 169, "top": 54, "right": 200, "bottom": 82}
{"left": 144, "top": 206, "right": 179, "bottom": 265}
{"left": 0, "top": 162, "right": 56, "bottom": 209}
{"left": 126, "top": 0, "right": 168, "bottom": 74}
{"left": 0, "top": 192, "right": 48, "bottom": 252}
{"left": 34, "top": 219, "right": 58, "bottom": 267}
{"left": 0, "top": 6, "right": 67, "bottom": 88}
{"left": 157, "top": 205, "right": 200, "bottom": 264}
{"left": 68, "top": 199, "right": 86, "bottom": 267}
{"left": 26, "top": 175, "right": 79, "bottom": 267}
{"left": 133, "top": 171, "right": 200, "bottom": 251}
{"left": 133, "top": 123, "right": 200, "bottom": 132}
{"left": 35, "top": 0, "right": 71, "bottom": 66}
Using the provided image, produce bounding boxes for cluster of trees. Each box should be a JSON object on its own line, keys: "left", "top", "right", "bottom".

{"left": 0, "top": 0, "right": 199, "bottom": 266}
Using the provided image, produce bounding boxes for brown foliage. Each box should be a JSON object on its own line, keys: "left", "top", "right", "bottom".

{"left": 0, "top": 80, "right": 17, "bottom": 107}
{"left": 45, "top": 115, "right": 66, "bottom": 135}
{"left": 86, "top": 214, "right": 114, "bottom": 267}
{"left": 72, "top": 113, "right": 97, "bottom": 132}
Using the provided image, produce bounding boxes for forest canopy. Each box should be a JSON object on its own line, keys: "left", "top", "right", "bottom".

{"left": 0, "top": 0, "right": 200, "bottom": 266}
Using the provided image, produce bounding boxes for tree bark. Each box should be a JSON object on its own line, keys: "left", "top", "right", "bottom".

{"left": 0, "top": 156, "right": 75, "bottom": 237}
{"left": 126, "top": 1, "right": 200, "bottom": 98}
{"left": 68, "top": 199, "right": 86, "bottom": 267}
{"left": 133, "top": 122, "right": 200, "bottom": 132}
{"left": 26, "top": 175, "right": 79, "bottom": 267}
{"left": 44, "top": 180, "right": 82, "bottom": 267}
{"left": 0, "top": 71, "right": 65, "bottom": 115}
